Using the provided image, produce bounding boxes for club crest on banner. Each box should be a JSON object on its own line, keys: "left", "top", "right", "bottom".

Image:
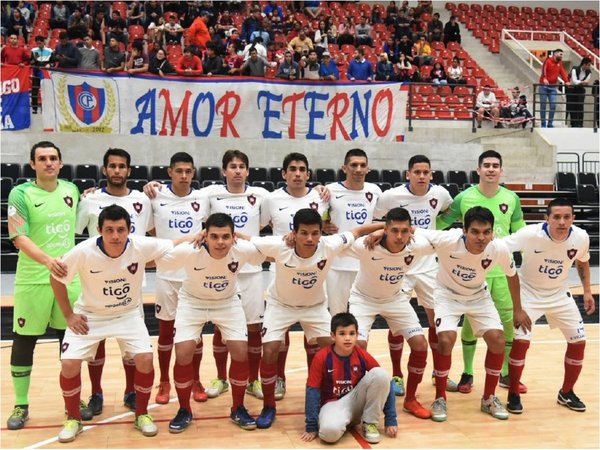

{"left": 57, "top": 76, "right": 116, "bottom": 132}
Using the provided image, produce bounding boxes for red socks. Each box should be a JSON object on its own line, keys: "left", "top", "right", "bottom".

{"left": 562, "top": 342, "right": 585, "bottom": 393}
{"left": 61, "top": 372, "right": 82, "bottom": 420}
{"left": 405, "top": 349, "right": 427, "bottom": 401}
{"left": 508, "top": 339, "right": 530, "bottom": 395}
{"left": 229, "top": 359, "right": 249, "bottom": 410}
{"left": 428, "top": 326, "right": 442, "bottom": 371}
{"left": 388, "top": 331, "right": 404, "bottom": 378}
{"left": 193, "top": 340, "right": 203, "bottom": 382}
{"left": 433, "top": 353, "right": 451, "bottom": 399}
{"left": 303, "top": 335, "right": 320, "bottom": 369}
{"left": 483, "top": 350, "right": 503, "bottom": 399}
{"left": 260, "top": 361, "right": 277, "bottom": 408}
{"left": 134, "top": 369, "right": 154, "bottom": 416}
{"left": 174, "top": 362, "right": 194, "bottom": 413}
{"left": 247, "top": 329, "right": 262, "bottom": 381}
{"left": 88, "top": 340, "right": 105, "bottom": 395}
{"left": 123, "top": 358, "right": 136, "bottom": 394}
{"left": 157, "top": 319, "right": 175, "bottom": 383}
{"left": 213, "top": 327, "right": 228, "bottom": 380}
{"left": 276, "top": 331, "right": 290, "bottom": 381}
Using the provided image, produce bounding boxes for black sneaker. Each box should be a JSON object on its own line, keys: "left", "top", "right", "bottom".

{"left": 457, "top": 372, "right": 473, "bottom": 394}
{"left": 557, "top": 390, "right": 586, "bottom": 412}
{"left": 507, "top": 393, "right": 523, "bottom": 414}
{"left": 123, "top": 391, "right": 136, "bottom": 411}
{"left": 88, "top": 393, "right": 104, "bottom": 415}
{"left": 230, "top": 406, "right": 257, "bottom": 430}
{"left": 169, "top": 407, "right": 193, "bottom": 433}
{"left": 256, "top": 406, "right": 276, "bottom": 429}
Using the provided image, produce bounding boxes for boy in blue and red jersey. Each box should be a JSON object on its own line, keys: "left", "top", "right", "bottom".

{"left": 301, "top": 313, "right": 398, "bottom": 444}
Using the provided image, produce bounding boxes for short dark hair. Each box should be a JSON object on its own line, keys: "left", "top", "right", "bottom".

{"left": 282, "top": 152, "right": 309, "bottom": 172}
{"left": 132, "top": 40, "right": 143, "bottom": 51}
{"left": 205, "top": 212, "right": 234, "bottom": 233}
{"left": 293, "top": 208, "right": 322, "bottom": 231}
{"left": 581, "top": 57, "right": 591, "bottom": 65}
{"left": 464, "top": 206, "right": 494, "bottom": 230}
{"left": 331, "top": 312, "right": 358, "bottom": 333}
{"left": 385, "top": 207, "right": 411, "bottom": 225}
{"left": 222, "top": 150, "right": 249, "bottom": 169}
{"left": 58, "top": 31, "right": 68, "bottom": 40}
{"left": 30, "top": 141, "right": 61, "bottom": 161}
{"left": 344, "top": 148, "right": 368, "bottom": 164}
{"left": 206, "top": 41, "right": 216, "bottom": 51}
{"left": 553, "top": 48, "right": 563, "bottom": 54}
{"left": 183, "top": 46, "right": 193, "bottom": 54}
{"left": 547, "top": 197, "right": 574, "bottom": 215}
{"left": 408, "top": 154, "right": 430, "bottom": 169}
{"left": 103, "top": 148, "right": 131, "bottom": 167}
{"left": 35, "top": 35, "right": 45, "bottom": 42}
{"left": 170, "top": 152, "right": 194, "bottom": 167}
{"left": 478, "top": 150, "right": 502, "bottom": 167}
{"left": 98, "top": 204, "right": 131, "bottom": 230}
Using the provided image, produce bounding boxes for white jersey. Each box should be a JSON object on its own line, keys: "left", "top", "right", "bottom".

{"left": 251, "top": 232, "right": 354, "bottom": 308}
{"left": 76, "top": 188, "right": 153, "bottom": 236}
{"left": 157, "top": 239, "right": 265, "bottom": 304}
{"left": 201, "top": 184, "right": 270, "bottom": 274}
{"left": 503, "top": 223, "right": 590, "bottom": 299}
{"left": 374, "top": 183, "right": 452, "bottom": 275}
{"left": 150, "top": 185, "right": 208, "bottom": 281}
{"left": 417, "top": 228, "right": 516, "bottom": 301}
{"left": 346, "top": 235, "right": 434, "bottom": 301}
{"left": 260, "top": 187, "right": 329, "bottom": 236}
{"left": 54, "top": 235, "right": 173, "bottom": 316}
{"left": 327, "top": 181, "right": 382, "bottom": 271}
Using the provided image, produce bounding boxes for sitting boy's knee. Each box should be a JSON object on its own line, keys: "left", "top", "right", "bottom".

{"left": 319, "top": 424, "right": 345, "bottom": 443}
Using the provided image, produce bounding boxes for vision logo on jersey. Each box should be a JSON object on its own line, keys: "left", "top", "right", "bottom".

{"left": 481, "top": 258, "right": 492, "bottom": 269}
{"left": 567, "top": 249, "right": 577, "bottom": 259}
{"left": 127, "top": 263, "right": 139, "bottom": 274}
{"left": 247, "top": 195, "right": 256, "bottom": 206}
{"left": 309, "top": 202, "right": 318, "bottom": 210}
{"left": 404, "top": 255, "right": 414, "bottom": 265}
{"left": 61, "top": 342, "right": 69, "bottom": 353}
{"left": 365, "top": 192, "right": 373, "bottom": 202}
{"left": 499, "top": 203, "right": 508, "bottom": 214}
{"left": 191, "top": 201, "right": 200, "bottom": 212}
{"left": 317, "top": 259, "right": 327, "bottom": 270}
{"left": 63, "top": 196, "right": 74, "bottom": 208}
{"left": 133, "top": 202, "right": 143, "bottom": 214}
{"left": 17, "top": 317, "right": 25, "bottom": 327}
{"left": 228, "top": 261, "right": 239, "bottom": 273}
{"left": 429, "top": 198, "right": 438, "bottom": 209}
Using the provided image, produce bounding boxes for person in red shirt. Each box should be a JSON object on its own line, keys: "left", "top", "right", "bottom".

{"left": 538, "top": 48, "right": 569, "bottom": 128}
{"left": 188, "top": 10, "right": 211, "bottom": 55}
{"left": 176, "top": 47, "right": 203, "bottom": 76}
{"left": 301, "top": 313, "right": 398, "bottom": 445}
{"left": 1, "top": 34, "right": 30, "bottom": 66}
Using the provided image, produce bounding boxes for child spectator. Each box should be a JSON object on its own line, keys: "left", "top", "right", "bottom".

{"left": 125, "top": 41, "right": 149, "bottom": 74}
{"left": 447, "top": 56, "right": 466, "bottom": 86}
{"left": 319, "top": 51, "right": 339, "bottom": 80}
{"left": 431, "top": 62, "right": 447, "bottom": 85}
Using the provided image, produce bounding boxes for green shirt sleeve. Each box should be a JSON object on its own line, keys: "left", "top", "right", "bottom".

{"left": 510, "top": 191, "right": 526, "bottom": 232}
{"left": 7, "top": 184, "right": 30, "bottom": 239}
{"left": 436, "top": 190, "right": 465, "bottom": 229}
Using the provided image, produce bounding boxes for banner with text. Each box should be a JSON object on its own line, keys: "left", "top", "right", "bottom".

{"left": 41, "top": 70, "right": 407, "bottom": 142}
{"left": 1, "top": 65, "right": 31, "bottom": 131}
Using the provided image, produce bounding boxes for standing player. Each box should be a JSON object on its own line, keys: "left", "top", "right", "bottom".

{"left": 325, "top": 148, "right": 382, "bottom": 316}
{"left": 373, "top": 155, "right": 456, "bottom": 395}
{"left": 437, "top": 150, "right": 526, "bottom": 394}
{"left": 51, "top": 205, "right": 173, "bottom": 442}
{"left": 147, "top": 152, "right": 208, "bottom": 405}
{"left": 158, "top": 213, "right": 266, "bottom": 433}
{"left": 418, "top": 206, "right": 520, "bottom": 421}
{"left": 76, "top": 148, "right": 153, "bottom": 414}
{"left": 6, "top": 141, "right": 82, "bottom": 430}
{"left": 250, "top": 208, "right": 384, "bottom": 428}
{"left": 503, "top": 198, "right": 595, "bottom": 414}
{"left": 260, "top": 152, "right": 329, "bottom": 400}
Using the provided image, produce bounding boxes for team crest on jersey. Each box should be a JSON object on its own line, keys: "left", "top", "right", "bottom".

{"left": 567, "top": 249, "right": 577, "bottom": 259}
{"left": 61, "top": 342, "right": 69, "bottom": 353}
{"left": 247, "top": 195, "right": 256, "bottom": 206}
{"left": 404, "top": 254, "right": 414, "bottom": 265}
{"left": 155, "top": 304, "right": 161, "bottom": 314}
{"left": 429, "top": 198, "right": 438, "bottom": 209}
{"left": 63, "top": 196, "right": 73, "bottom": 208}
{"left": 481, "top": 258, "right": 492, "bottom": 269}
{"left": 499, "top": 203, "right": 508, "bottom": 214}
{"left": 228, "top": 261, "right": 239, "bottom": 273}
{"left": 132, "top": 202, "right": 143, "bottom": 214}
{"left": 352, "top": 365, "right": 359, "bottom": 373}
{"left": 309, "top": 202, "right": 318, "bottom": 210}
{"left": 17, "top": 317, "right": 25, "bottom": 327}
{"left": 317, "top": 259, "right": 327, "bottom": 270}
{"left": 365, "top": 192, "right": 373, "bottom": 202}
{"left": 127, "top": 263, "right": 139, "bottom": 274}
{"left": 191, "top": 201, "right": 200, "bottom": 212}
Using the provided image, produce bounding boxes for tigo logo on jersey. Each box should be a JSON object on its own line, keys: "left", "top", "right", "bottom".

{"left": 429, "top": 198, "right": 438, "bottom": 209}
{"left": 247, "top": 194, "right": 256, "bottom": 206}
{"left": 567, "top": 249, "right": 577, "bottom": 259}
{"left": 481, "top": 258, "right": 492, "bottom": 269}
{"left": 499, "top": 203, "right": 508, "bottom": 214}
{"left": 127, "top": 263, "right": 139, "bottom": 274}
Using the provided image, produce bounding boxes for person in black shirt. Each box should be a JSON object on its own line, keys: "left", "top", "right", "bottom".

{"left": 443, "top": 15, "right": 461, "bottom": 46}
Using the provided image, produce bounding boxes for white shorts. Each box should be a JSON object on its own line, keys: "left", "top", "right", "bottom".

{"left": 402, "top": 270, "right": 436, "bottom": 309}
{"left": 348, "top": 291, "right": 424, "bottom": 342}
{"left": 61, "top": 308, "right": 152, "bottom": 361}
{"left": 155, "top": 277, "right": 181, "bottom": 321}
{"left": 326, "top": 269, "right": 358, "bottom": 316}
{"left": 239, "top": 272, "right": 265, "bottom": 324}
{"left": 434, "top": 288, "right": 502, "bottom": 337}
{"left": 174, "top": 295, "right": 248, "bottom": 344}
{"left": 262, "top": 301, "right": 331, "bottom": 344}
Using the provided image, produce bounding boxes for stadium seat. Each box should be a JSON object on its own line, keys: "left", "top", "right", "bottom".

{"left": 577, "top": 184, "right": 598, "bottom": 204}
{"left": 248, "top": 167, "right": 268, "bottom": 183}
{"left": 417, "top": 84, "right": 434, "bottom": 96}
{"left": 202, "top": 180, "right": 224, "bottom": 187}
{"left": 151, "top": 165, "right": 170, "bottom": 181}
{"left": 76, "top": 164, "right": 100, "bottom": 181}
{"left": 1, "top": 177, "right": 13, "bottom": 201}
{"left": 199, "top": 166, "right": 221, "bottom": 182}
{"left": 555, "top": 172, "right": 577, "bottom": 191}
{"left": 307, "top": 181, "right": 322, "bottom": 188}
{"left": 447, "top": 170, "right": 468, "bottom": 186}
{"left": 375, "top": 182, "right": 392, "bottom": 192}
{"left": 437, "top": 85, "right": 453, "bottom": 97}
{"left": 365, "top": 169, "right": 380, "bottom": 183}
{"left": 315, "top": 168, "right": 336, "bottom": 184}
{"left": 1, "top": 163, "right": 20, "bottom": 181}
{"left": 57, "top": 164, "right": 73, "bottom": 180}
{"left": 454, "top": 106, "right": 473, "bottom": 119}
{"left": 126, "top": 179, "right": 148, "bottom": 191}
{"left": 22, "top": 164, "right": 36, "bottom": 179}
{"left": 190, "top": 180, "right": 201, "bottom": 190}
{"left": 381, "top": 169, "right": 402, "bottom": 185}
{"left": 428, "top": 94, "right": 443, "bottom": 107}
{"left": 577, "top": 172, "right": 597, "bottom": 188}
{"left": 469, "top": 170, "right": 480, "bottom": 183}
{"left": 410, "top": 93, "right": 425, "bottom": 106}
{"left": 252, "top": 180, "right": 275, "bottom": 192}
{"left": 268, "top": 167, "right": 283, "bottom": 182}
{"left": 415, "top": 106, "right": 435, "bottom": 119}
{"left": 72, "top": 178, "right": 96, "bottom": 193}
{"left": 431, "top": 170, "right": 445, "bottom": 184}
{"left": 276, "top": 181, "right": 287, "bottom": 189}
{"left": 445, "top": 95, "right": 461, "bottom": 107}
{"left": 435, "top": 105, "right": 453, "bottom": 119}
{"left": 129, "top": 165, "right": 149, "bottom": 180}
{"left": 440, "top": 182, "right": 460, "bottom": 198}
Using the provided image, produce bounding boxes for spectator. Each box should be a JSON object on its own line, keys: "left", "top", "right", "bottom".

{"left": 428, "top": 12, "right": 444, "bottom": 43}
{"left": 394, "top": 52, "right": 412, "bottom": 81}
{"left": 54, "top": 31, "right": 80, "bottom": 69}
{"left": 277, "top": 50, "right": 300, "bottom": 80}
{"left": 125, "top": 41, "right": 149, "bottom": 74}
{"left": 300, "top": 49, "right": 320, "bottom": 80}
{"left": 375, "top": 52, "right": 393, "bottom": 80}
{"left": 243, "top": 36, "right": 267, "bottom": 60}
{"left": 539, "top": 48, "right": 569, "bottom": 128}
{"left": 103, "top": 36, "right": 125, "bottom": 73}
{"left": 225, "top": 28, "right": 244, "bottom": 53}
{"left": 235, "top": 47, "right": 273, "bottom": 77}
{"left": 413, "top": 35, "right": 432, "bottom": 67}
{"left": 67, "top": 7, "right": 89, "bottom": 40}
{"left": 383, "top": 36, "right": 400, "bottom": 63}
{"left": 263, "top": 1, "right": 284, "bottom": 20}
{"left": 241, "top": 8, "right": 262, "bottom": 44}
{"left": 176, "top": 46, "right": 203, "bottom": 76}
{"left": 476, "top": 84, "right": 500, "bottom": 128}
{"left": 319, "top": 51, "right": 339, "bottom": 80}
{"left": 325, "top": 17, "right": 337, "bottom": 44}
{"left": 347, "top": 48, "right": 373, "bottom": 81}
{"left": 443, "top": 15, "right": 461, "bottom": 46}
{"left": 89, "top": 10, "right": 106, "bottom": 43}
{"left": 160, "top": 14, "right": 184, "bottom": 45}
{"left": 397, "top": 34, "right": 414, "bottom": 64}
{"left": 337, "top": 16, "right": 355, "bottom": 46}
{"left": 500, "top": 87, "right": 532, "bottom": 128}
{"left": 50, "top": 0, "right": 69, "bottom": 30}
{"left": 15, "top": 1, "right": 32, "bottom": 27}
{"left": 250, "top": 18, "right": 273, "bottom": 47}
{"left": 8, "top": 8, "right": 27, "bottom": 41}
{"left": 202, "top": 42, "right": 223, "bottom": 76}
{"left": 78, "top": 35, "right": 101, "bottom": 70}
{"left": 188, "top": 10, "right": 212, "bottom": 54}
{"left": 127, "top": 1, "right": 144, "bottom": 26}
{"left": 288, "top": 28, "right": 314, "bottom": 61}
{"left": 416, "top": 0, "right": 433, "bottom": 15}
{"left": 431, "top": 62, "right": 448, "bottom": 84}
{"left": 145, "top": 0, "right": 163, "bottom": 29}
{"left": 371, "top": 5, "right": 383, "bottom": 24}
{"left": 148, "top": 47, "right": 175, "bottom": 76}
{"left": 313, "top": 20, "right": 330, "bottom": 54}
{"left": 393, "top": 9, "right": 411, "bottom": 39}
{"left": 30, "top": 35, "right": 54, "bottom": 113}
{"left": 217, "top": 9, "right": 234, "bottom": 32}
{"left": 269, "top": 7, "right": 284, "bottom": 34}
{"left": 106, "top": 10, "right": 128, "bottom": 46}
{"left": 566, "top": 57, "right": 592, "bottom": 128}
{"left": 1, "top": 33, "right": 29, "bottom": 66}
{"left": 386, "top": 1, "right": 399, "bottom": 26}
{"left": 180, "top": 2, "right": 201, "bottom": 28}
{"left": 304, "top": 1, "right": 322, "bottom": 20}
{"left": 355, "top": 16, "right": 373, "bottom": 46}
{"left": 91, "top": 1, "right": 110, "bottom": 19}
{"left": 408, "top": 13, "right": 425, "bottom": 43}
{"left": 223, "top": 42, "right": 244, "bottom": 75}
{"left": 447, "top": 56, "right": 466, "bottom": 86}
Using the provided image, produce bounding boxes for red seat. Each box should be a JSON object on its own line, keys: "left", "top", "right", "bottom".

{"left": 112, "top": 1, "right": 128, "bottom": 18}
{"left": 437, "top": 85, "right": 453, "bottom": 97}
{"left": 417, "top": 84, "right": 434, "bottom": 96}
{"left": 428, "top": 94, "right": 443, "bottom": 107}
{"left": 445, "top": 94, "right": 460, "bottom": 107}
{"left": 454, "top": 86, "right": 470, "bottom": 96}
{"left": 415, "top": 105, "right": 435, "bottom": 119}
{"left": 410, "top": 93, "right": 425, "bottom": 106}
{"left": 454, "top": 106, "right": 472, "bottom": 119}
{"left": 420, "top": 65, "right": 433, "bottom": 79}
{"left": 446, "top": 41, "right": 460, "bottom": 51}
{"left": 435, "top": 105, "right": 453, "bottom": 119}
{"left": 431, "top": 41, "right": 445, "bottom": 51}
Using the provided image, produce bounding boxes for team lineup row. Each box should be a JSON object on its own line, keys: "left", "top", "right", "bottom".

{"left": 6, "top": 143, "right": 595, "bottom": 445}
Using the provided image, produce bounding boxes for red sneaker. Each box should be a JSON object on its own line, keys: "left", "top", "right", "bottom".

{"left": 403, "top": 399, "right": 432, "bottom": 419}
{"left": 192, "top": 381, "right": 208, "bottom": 402}
{"left": 155, "top": 381, "right": 171, "bottom": 404}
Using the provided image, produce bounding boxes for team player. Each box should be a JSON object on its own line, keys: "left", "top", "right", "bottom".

{"left": 147, "top": 152, "right": 208, "bottom": 404}
{"left": 7, "top": 141, "right": 82, "bottom": 430}
{"left": 76, "top": 148, "right": 154, "bottom": 415}
{"left": 324, "top": 148, "right": 382, "bottom": 316}
{"left": 374, "top": 155, "right": 456, "bottom": 396}
{"left": 250, "top": 208, "right": 384, "bottom": 429}
{"left": 418, "top": 206, "right": 521, "bottom": 421}
{"left": 51, "top": 205, "right": 174, "bottom": 442}
{"left": 437, "top": 150, "right": 526, "bottom": 394}
{"left": 301, "top": 313, "right": 397, "bottom": 444}
{"left": 503, "top": 198, "right": 595, "bottom": 414}
{"left": 157, "top": 213, "right": 266, "bottom": 433}
{"left": 260, "top": 153, "right": 329, "bottom": 399}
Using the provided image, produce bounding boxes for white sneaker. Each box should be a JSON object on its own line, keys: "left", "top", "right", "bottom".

{"left": 431, "top": 397, "right": 447, "bottom": 422}
{"left": 246, "top": 379, "right": 264, "bottom": 399}
{"left": 362, "top": 422, "right": 381, "bottom": 444}
{"left": 481, "top": 395, "right": 509, "bottom": 420}
{"left": 206, "top": 378, "right": 229, "bottom": 398}
{"left": 274, "top": 377, "right": 286, "bottom": 400}
{"left": 58, "top": 419, "right": 83, "bottom": 443}
{"left": 134, "top": 414, "right": 158, "bottom": 436}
